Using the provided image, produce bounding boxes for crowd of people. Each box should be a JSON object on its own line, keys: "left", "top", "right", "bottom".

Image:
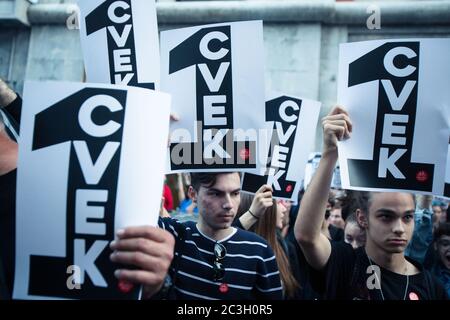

{"left": 0, "top": 78, "right": 449, "bottom": 300}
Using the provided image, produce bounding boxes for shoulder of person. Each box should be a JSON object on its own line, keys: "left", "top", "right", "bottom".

{"left": 158, "top": 217, "right": 190, "bottom": 238}
{"left": 232, "top": 228, "right": 271, "bottom": 249}
{"left": 331, "top": 238, "right": 354, "bottom": 250}
{"left": 330, "top": 241, "right": 358, "bottom": 265}
{"left": 422, "top": 267, "right": 449, "bottom": 300}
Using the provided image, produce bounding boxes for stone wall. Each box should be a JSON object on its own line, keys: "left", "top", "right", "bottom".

{"left": 1, "top": 0, "right": 449, "bottom": 150}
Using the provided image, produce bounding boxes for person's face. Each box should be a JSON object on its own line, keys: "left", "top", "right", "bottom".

{"left": 344, "top": 222, "right": 366, "bottom": 249}
{"left": 276, "top": 201, "right": 287, "bottom": 230}
{"left": 366, "top": 193, "right": 415, "bottom": 254}
{"left": 192, "top": 173, "right": 241, "bottom": 231}
{"left": 280, "top": 200, "right": 292, "bottom": 213}
{"left": 329, "top": 208, "right": 345, "bottom": 229}
{"left": 433, "top": 206, "right": 443, "bottom": 224}
{"left": 436, "top": 235, "right": 450, "bottom": 270}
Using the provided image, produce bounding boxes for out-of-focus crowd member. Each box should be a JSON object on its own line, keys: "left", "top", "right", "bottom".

{"left": 429, "top": 222, "right": 450, "bottom": 297}
{"left": 295, "top": 106, "right": 447, "bottom": 300}
{"left": 432, "top": 199, "right": 448, "bottom": 229}
{"left": 344, "top": 213, "right": 366, "bottom": 249}
{"left": 404, "top": 195, "right": 433, "bottom": 265}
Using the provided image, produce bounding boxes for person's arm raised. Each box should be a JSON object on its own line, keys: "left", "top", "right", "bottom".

{"left": 239, "top": 184, "right": 273, "bottom": 230}
{"left": 294, "top": 106, "right": 352, "bottom": 270}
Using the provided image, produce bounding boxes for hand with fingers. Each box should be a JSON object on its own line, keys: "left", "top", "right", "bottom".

{"left": 249, "top": 184, "right": 274, "bottom": 219}
{"left": 321, "top": 106, "right": 353, "bottom": 157}
{"left": 109, "top": 226, "right": 175, "bottom": 299}
{"left": 0, "top": 78, "right": 17, "bottom": 108}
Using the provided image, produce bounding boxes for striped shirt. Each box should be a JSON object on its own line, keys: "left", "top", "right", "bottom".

{"left": 159, "top": 218, "right": 283, "bottom": 300}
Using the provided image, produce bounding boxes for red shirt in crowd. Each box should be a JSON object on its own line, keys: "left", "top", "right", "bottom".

{"left": 163, "top": 184, "right": 173, "bottom": 211}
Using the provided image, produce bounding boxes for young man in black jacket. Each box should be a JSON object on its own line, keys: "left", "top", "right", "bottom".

{"left": 294, "top": 106, "right": 448, "bottom": 300}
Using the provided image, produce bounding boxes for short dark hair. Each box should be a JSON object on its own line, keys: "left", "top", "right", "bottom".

{"left": 327, "top": 194, "right": 336, "bottom": 209}
{"left": 340, "top": 190, "right": 362, "bottom": 221}
{"left": 357, "top": 192, "right": 415, "bottom": 216}
{"left": 345, "top": 212, "right": 358, "bottom": 225}
{"left": 324, "top": 209, "right": 331, "bottom": 220}
{"left": 190, "top": 172, "right": 239, "bottom": 191}
{"left": 352, "top": 191, "right": 371, "bottom": 215}
{"left": 434, "top": 222, "right": 450, "bottom": 240}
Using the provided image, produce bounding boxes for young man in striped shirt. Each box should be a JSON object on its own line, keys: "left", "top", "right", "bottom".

{"left": 159, "top": 172, "right": 283, "bottom": 300}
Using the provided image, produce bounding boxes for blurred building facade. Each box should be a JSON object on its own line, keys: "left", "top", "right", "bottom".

{"left": 1, "top": 0, "right": 449, "bottom": 150}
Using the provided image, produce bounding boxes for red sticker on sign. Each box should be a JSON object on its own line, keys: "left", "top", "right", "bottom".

{"left": 416, "top": 170, "right": 428, "bottom": 182}
{"left": 285, "top": 184, "right": 293, "bottom": 193}
{"left": 239, "top": 148, "right": 250, "bottom": 160}
{"left": 118, "top": 280, "right": 134, "bottom": 293}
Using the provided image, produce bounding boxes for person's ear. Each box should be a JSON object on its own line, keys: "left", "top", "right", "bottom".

{"left": 188, "top": 186, "right": 197, "bottom": 203}
{"left": 356, "top": 209, "right": 368, "bottom": 229}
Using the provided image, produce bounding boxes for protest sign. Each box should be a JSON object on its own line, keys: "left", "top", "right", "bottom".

{"left": 78, "top": 0, "right": 160, "bottom": 89}
{"left": 242, "top": 94, "right": 321, "bottom": 201}
{"left": 161, "top": 21, "right": 266, "bottom": 172}
{"left": 14, "top": 81, "right": 170, "bottom": 299}
{"left": 338, "top": 39, "right": 450, "bottom": 195}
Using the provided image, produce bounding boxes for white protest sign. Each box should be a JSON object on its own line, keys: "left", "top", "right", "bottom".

{"left": 303, "top": 152, "right": 322, "bottom": 190}
{"left": 331, "top": 165, "right": 342, "bottom": 190}
{"left": 14, "top": 81, "right": 170, "bottom": 300}
{"left": 241, "top": 94, "right": 321, "bottom": 201}
{"left": 338, "top": 39, "right": 450, "bottom": 195}
{"left": 161, "top": 21, "right": 266, "bottom": 172}
{"left": 303, "top": 152, "right": 340, "bottom": 190}
{"left": 78, "top": 0, "right": 160, "bottom": 90}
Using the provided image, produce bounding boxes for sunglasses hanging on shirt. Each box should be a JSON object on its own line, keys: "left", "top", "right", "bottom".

{"left": 213, "top": 242, "right": 226, "bottom": 282}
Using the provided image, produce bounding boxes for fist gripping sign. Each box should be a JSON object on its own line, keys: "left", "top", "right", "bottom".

{"left": 337, "top": 39, "right": 450, "bottom": 195}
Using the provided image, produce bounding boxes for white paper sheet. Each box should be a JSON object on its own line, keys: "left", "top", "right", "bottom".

{"left": 337, "top": 38, "right": 450, "bottom": 195}
{"left": 241, "top": 94, "right": 321, "bottom": 202}
{"left": 78, "top": 0, "right": 160, "bottom": 90}
{"left": 161, "top": 21, "right": 266, "bottom": 173}
{"left": 14, "top": 81, "right": 170, "bottom": 299}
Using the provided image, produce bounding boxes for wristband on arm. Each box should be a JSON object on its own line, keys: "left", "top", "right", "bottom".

{"left": 248, "top": 209, "right": 259, "bottom": 220}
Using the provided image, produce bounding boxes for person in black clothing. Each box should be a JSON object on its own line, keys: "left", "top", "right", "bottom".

{"left": 428, "top": 222, "right": 450, "bottom": 297}
{"left": 0, "top": 79, "right": 175, "bottom": 299}
{"left": 326, "top": 210, "right": 344, "bottom": 242}
{"left": 235, "top": 186, "right": 321, "bottom": 300}
{"left": 294, "top": 106, "right": 448, "bottom": 300}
